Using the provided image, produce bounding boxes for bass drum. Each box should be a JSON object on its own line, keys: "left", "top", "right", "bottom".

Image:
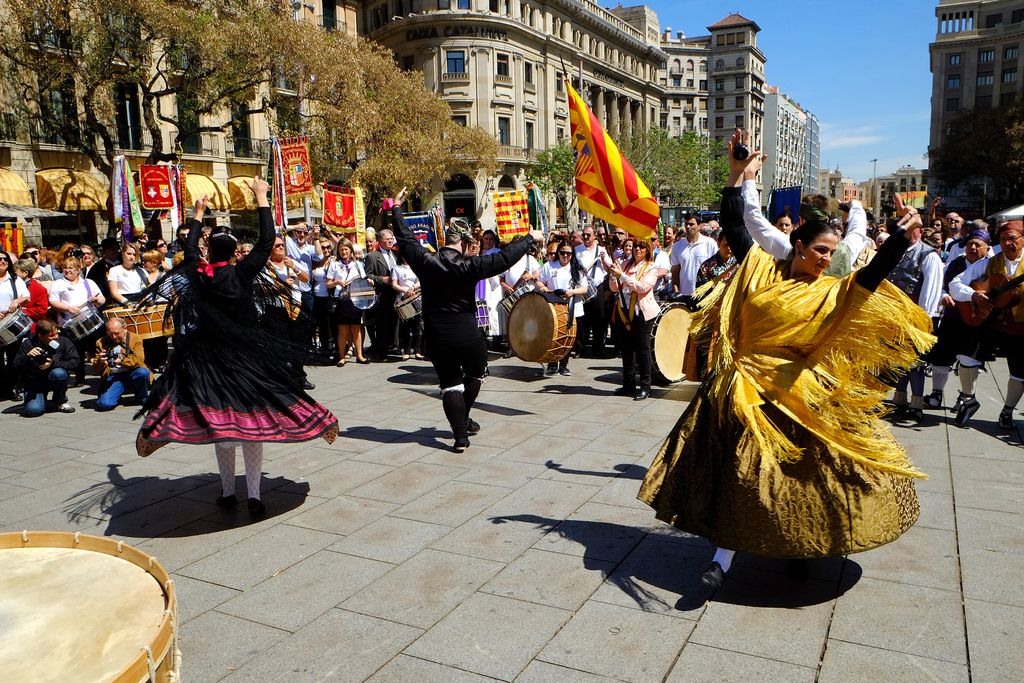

{"left": 507, "top": 291, "right": 577, "bottom": 364}
{"left": 651, "top": 303, "right": 692, "bottom": 385}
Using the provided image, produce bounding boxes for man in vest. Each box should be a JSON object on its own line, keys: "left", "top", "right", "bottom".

{"left": 948, "top": 220, "right": 1024, "bottom": 429}
{"left": 887, "top": 214, "right": 943, "bottom": 424}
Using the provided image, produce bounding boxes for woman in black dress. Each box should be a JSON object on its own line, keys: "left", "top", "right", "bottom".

{"left": 135, "top": 177, "right": 338, "bottom": 513}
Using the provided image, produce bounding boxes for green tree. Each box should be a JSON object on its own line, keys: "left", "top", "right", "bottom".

{"left": 613, "top": 127, "right": 727, "bottom": 209}
{"left": 529, "top": 138, "right": 576, "bottom": 225}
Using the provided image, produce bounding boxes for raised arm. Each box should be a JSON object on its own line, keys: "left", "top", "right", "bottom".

{"left": 841, "top": 199, "right": 869, "bottom": 264}
{"left": 387, "top": 193, "right": 430, "bottom": 271}
{"left": 855, "top": 198, "right": 923, "bottom": 292}
{"left": 183, "top": 197, "right": 207, "bottom": 262}
{"left": 237, "top": 178, "right": 275, "bottom": 281}
{"left": 741, "top": 180, "right": 791, "bottom": 260}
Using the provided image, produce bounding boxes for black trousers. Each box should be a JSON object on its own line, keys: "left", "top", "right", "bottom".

{"left": 312, "top": 295, "right": 336, "bottom": 356}
{"left": 370, "top": 293, "right": 398, "bottom": 358}
{"left": 424, "top": 316, "right": 487, "bottom": 389}
{"left": 579, "top": 296, "right": 608, "bottom": 355}
{"left": 618, "top": 314, "right": 654, "bottom": 392}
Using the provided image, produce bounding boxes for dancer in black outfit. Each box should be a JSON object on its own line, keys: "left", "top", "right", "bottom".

{"left": 388, "top": 188, "right": 541, "bottom": 451}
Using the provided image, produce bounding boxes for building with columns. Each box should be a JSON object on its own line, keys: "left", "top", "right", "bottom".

{"left": 357, "top": 0, "right": 667, "bottom": 228}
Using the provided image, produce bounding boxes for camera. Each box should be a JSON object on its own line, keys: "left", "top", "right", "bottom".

{"left": 732, "top": 143, "right": 750, "bottom": 161}
{"left": 71, "top": 248, "right": 84, "bottom": 259}
{"left": 33, "top": 339, "right": 60, "bottom": 365}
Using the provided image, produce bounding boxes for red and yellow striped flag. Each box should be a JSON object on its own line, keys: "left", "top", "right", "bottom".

{"left": 567, "top": 81, "right": 659, "bottom": 239}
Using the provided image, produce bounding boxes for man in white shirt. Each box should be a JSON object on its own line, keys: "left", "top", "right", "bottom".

{"left": 948, "top": 219, "right": 1024, "bottom": 429}
{"left": 670, "top": 214, "right": 717, "bottom": 307}
{"left": 574, "top": 227, "right": 611, "bottom": 357}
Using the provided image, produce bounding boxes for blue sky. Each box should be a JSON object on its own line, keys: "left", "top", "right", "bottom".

{"left": 640, "top": 0, "right": 937, "bottom": 183}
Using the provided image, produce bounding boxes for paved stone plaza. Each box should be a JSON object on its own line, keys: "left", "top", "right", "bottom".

{"left": 1, "top": 354, "right": 1021, "bottom": 682}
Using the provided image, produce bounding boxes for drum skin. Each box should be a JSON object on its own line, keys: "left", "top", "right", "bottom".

{"left": 651, "top": 304, "right": 691, "bottom": 383}
{"left": 507, "top": 291, "right": 577, "bottom": 363}
{"left": 0, "top": 531, "right": 179, "bottom": 683}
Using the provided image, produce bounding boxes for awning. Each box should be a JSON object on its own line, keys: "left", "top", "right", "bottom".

{"left": 183, "top": 173, "right": 231, "bottom": 211}
{"left": 35, "top": 168, "right": 109, "bottom": 211}
{"left": 0, "top": 202, "right": 67, "bottom": 220}
{"left": 0, "top": 169, "right": 33, "bottom": 206}
{"left": 227, "top": 176, "right": 257, "bottom": 210}
{"left": 287, "top": 189, "right": 322, "bottom": 211}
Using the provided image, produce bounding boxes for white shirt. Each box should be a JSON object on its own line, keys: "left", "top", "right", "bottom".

{"left": 391, "top": 263, "right": 419, "bottom": 292}
{"left": 538, "top": 261, "right": 584, "bottom": 318}
{"left": 107, "top": 265, "right": 145, "bottom": 299}
{"left": 670, "top": 234, "right": 717, "bottom": 296}
{"left": 326, "top": 259, "right": 365, "bottom": 299}
{"left": 653, "top": 249, "right": 671, "bottom": 277}
{"left": 503, "top": 254, "right": 540, "bottom": 288}
{"left": 574, "top": 243, "right": 609, "bottom": 286}
{"left": 911, "top": 243, "right": 945, "bottom": 317}
{"left": 268, "top": 260, "right": 301, "bottom": 304}
{"left": 48, "top": 276, "right": 96, "bottom": 325}
{"left": 0, "top": 272, "right": 29, "bottom": 312}
{"left": 286, "top": 236, "right": 319, "bottom": 293}
{"left": 950, "top": 253, "right": 1014, "bottom": 302}
{"left": 311, "top": 260, "right": 333, "bottom": 298}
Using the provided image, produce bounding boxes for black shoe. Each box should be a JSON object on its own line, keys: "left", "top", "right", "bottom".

{"left": 924, "top": 391, "right": 943, "bottom": 409}
{"left": 699, "top": 561, "right": 726, "bottom": 592}
{"left": 954, "top": 395, "right": 980, "bottom": 427}
{"left": 634, "top": 389, "right": 650, "bottom": 401}
{"left": 302, "top": 380, "right": 316, "bottom": 390}
{"left": 998, "top": 407, "right": 1014, "bottom": 430}
{"left": 613, "top": 386, "right": 635, "bottom": 396}
{"left": 951, "top": 391, "right": 967, "bottom": 412}
{"left": 559, "top": 367, "right": 572, "bottom": 377}
{"left": 7, "top": 389, "right": 22, "bottom": 402}
{"left": 453, "top": 438, "right": 470, "bottom": 453}
{"left": 216, "top": 494, "right": 238, "bottom": 507}
{"left": 467, "top": 419, "right": 480, "bottom": 436}
{"left": 896, "top": 407, "right": 923, "bottom": 425}
{"left": 247, "top": 498, "right": 266, "bottom": 516}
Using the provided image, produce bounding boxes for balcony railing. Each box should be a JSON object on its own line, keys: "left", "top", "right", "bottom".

{"left": 0, "top": 112, "right": 17, "bottom": 141}
{"left": 442, "top": 71, "right": 469, "bottom": 82}
{"left": 495, "top": 74, "right": 514, "bottom": 85}
{"left": 498, "top": 145, "right": 538, "bottom": 161}
{"left": 29, "top": 120, "right": 66, "bottom": 146}
{"left": 228, "top": 137, "right": 269, "bottom": 159}
{"left": 177, "top": 132, "right": 221, "bottom": 156}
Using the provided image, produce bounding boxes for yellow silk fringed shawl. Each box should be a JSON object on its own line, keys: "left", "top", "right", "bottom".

{"left": 691, "top": 247, "right": 936, "bottom": 479}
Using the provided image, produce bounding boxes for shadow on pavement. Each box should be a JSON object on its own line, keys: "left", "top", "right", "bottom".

{"left": 537, "top": 383, "right": 610, "bottom": 397}
{"left": 341, "top": 425, "right": 450, "bottom": 449}
{"left": 544, "top": 460, "right": 647, "bottom": 480}
{"left": 489, "top": 513, "right": 862, "bottom": 613}
{"left": 62, "top": 464, "right": 310, "bottom": 537}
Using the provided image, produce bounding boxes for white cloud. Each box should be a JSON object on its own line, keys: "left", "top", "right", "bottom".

{"left": 823, "top": 134, "right": 885, "bottom": 150}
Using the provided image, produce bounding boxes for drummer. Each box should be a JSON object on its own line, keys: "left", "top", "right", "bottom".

{"left": 0, "top": 251, "right": 31, "bottom": 402}
{"left": 107, "top": 243, "right": 146, "bottom": 306}
{"left": 535, "top": 238, "right": 588, "bottom": 377}
{"left": 391, "top": 251, "right": 423, "bottom": 360}
{"left": 326, "top": 239, "right": 369, "bottom": 366}
{"left": 48, "top": 257, "right": 104, "bottom": 387}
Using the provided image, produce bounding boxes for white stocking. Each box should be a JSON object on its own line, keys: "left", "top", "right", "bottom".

{"left": 242, "top": 442, "right": 264, "bottom": 501}
{"left": 214, "top": 442, "right": 238, "bottom": 497}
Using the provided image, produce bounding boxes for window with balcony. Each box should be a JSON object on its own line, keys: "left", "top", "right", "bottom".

{"left": 176, "top": 91, "right": 200, "bottom": 153}
{"left": 947, "top": 76, "right": 961, "bottom": 88}
{"left": 496, "top": 53, "right": 510, "bottom": 77}
{"left": 985, "top": 13, "right": 1002, "bottom": 28}
{"left": 525, "top": 121, "right": 534, "bottom": 150}
{"left": 1007, "top": 46, "right": 1020, "bottom": 59}
{"left": 672, "top": 76, "right": 681, "bottom": 87}
{"left": 1004, "top": 68, "right": 1018, "bottom": 83}
{"left": 1014, "top": 9, "right": 1024, "bottom": 23}
{"left": 489, "top": 0, "right": 498, "bottom": 12}
{"left": 699, "top": 80, "right": 707, "bottom": 91}
{"left": 700, "top": 61, "right": 707, "bottom": 72}
{"left": 497, "top": 116, "right": 511, "bottom": 145}
{"left": 977, "top": 72, "right": 994, "bottom": 85}
{"left": 686, "top": 79, "right": 694, "bottom": 88}
{"left": 115, "top": 83, "right": 143, "bottom": 150}
{"left": 949, "top": 53, "right": 961, "bottom": 65}
{"left": 446, "top": 50, "right": 466, "bottom": 74}
{"left": 979, "top": 49, "right": 995, "bottom": 63}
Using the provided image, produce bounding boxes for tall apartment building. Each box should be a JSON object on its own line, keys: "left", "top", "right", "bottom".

{"left": 762, "top": 88, "right": 814, "bottom": 194}
{"left": 658, "top": 30, "right": 710, "bottom": 138}
{"left": 704, "top": 14, "right": 768, "bottom": 193}
{"left": 929, "top": 0, "right": 1023, "bottom": 156}
{"left": 0, "top": 2, "right": 357, "bottom": 245}
{"left": 805, "top": 112, "right": 821, "bottom": 194}
{"left": 359, "top": 0, "right": 667, "bottom": 227}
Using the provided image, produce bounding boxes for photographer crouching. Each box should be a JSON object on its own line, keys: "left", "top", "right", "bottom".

{"left": 12, "top": 319, "right": 79, "bottom": 417}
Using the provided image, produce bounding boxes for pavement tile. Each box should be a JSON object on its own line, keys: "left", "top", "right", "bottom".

{"left": 279, "top": 459, "right": 395, "bottom": 499}
{"left": 178, "top": 524, "right": 339, "bottom": 590}
{"left": 455, "top": 458, "right": 545, "bottom": 489}
{"left": 915, "top": 489, "right": 955, "bottom": 530}
{"left": 536, "top": 450, "right": 642, "bottom": 488}
{"left": 515, "top": 661, "right": 619, "bottom": 682}
{"left": 955, "top": 506, "right": 1024, "bottom": 555}
{"left": 171, "top": 574, "right": 241, "bottom": 625}
{"left": 950, "top": 455, "right": 1024, "bottom": 514}
{"left": 223, "top": 608, "right": 421, "bottom": 682}
{"left": 502, "top": 435, "right": 590, "bottom": 466}
{"left": 393, "top": 480, "right": 512, "bottom": 527}
{"left": 0, "top": 480, "right": 33, "bottom": 502}
{"left": 367, "top": 654, "right": 496, "bottom": 682}
{"left": 328, "top": 515, "right": 451, "bottom": 564}
{"left": 688, "top": 567, "right": 835, "bottom": 668}
{"left": 818, "top": 640, "right": 968, "bottom": 683}
{"left": 854, "top": 525, "right": 961, "bottom": 591}
{"left": 964, "top": 599, "right": 1024, "bottom": 683}
{"left": 667, "top": 642, "right": 816, "bottom": 683}
{"left": 342, "top": 548, "right": 503, "bottom": 629}
{"left": 347, "top": 462, "right": 467, "bottom": 505}
{"left": 0, "top": 460, "right": 107, "bottom": 491}
{"left": 960, "top": 547, "right": 1024, "bottom": 607}
{"left": 530, "top": 502, "right": 651, "bottom": 563}
{"left": 587, "top": 470, "right": 651, "bottom": 510}
{"left": 590, "top": 536, "right": 711, "bottom": 618}
{"left": 405, "top": 592, "right": 570, "bottom": 681}
{"left": 537, "top": 600, "right": 691, "bottom": 682}
{"left": 217, "top": 549, "right": 391, "bottom": 631}
{"left": 136, "top": 520, "right": 260, "bottom": 572}
{"left": 178, "top": 610, "right": 289, "bottom": 683}
{"left": 481, "top": 548, "right": 614, "bottom": 611}
{"left": 286, "top": 495, "right": 398, "bottom": 535}
{"left": 0, "top": 477, "right": 118, "bottom": 525}
{"left": 353, "top": 440, "right": 439, "bottom": 467}
{"left": 470, "top": 419, "right": 551, "bottom": 449}
{"left": 829, "top": 576, "right": 967, "bottom": 665}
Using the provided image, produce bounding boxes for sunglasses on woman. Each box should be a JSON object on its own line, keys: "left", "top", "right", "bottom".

{"left": 558, "top": 250, "right": 573, "bottom": 256}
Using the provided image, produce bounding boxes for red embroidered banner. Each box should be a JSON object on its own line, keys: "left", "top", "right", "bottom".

{"left": 279, "top": 136, "right": 314, "bottom": 198}
{"left": 140, "top": 164, "right": 175, "bottom": 209}
{"left": 323, "top": 185, "right": 356, "bottom": 230}
{"left": 493, "top": 191, "right": 530, "bottom": 240}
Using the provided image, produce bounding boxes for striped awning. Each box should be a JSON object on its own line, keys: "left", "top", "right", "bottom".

{"left": 287, "top": 188, "right": 322, "bottom": 211}
{"left": 227, "top": 176, "right": 257, "bottom": 211}
{"left": 0, "top": 169, "right": 33, "bottom": 206}
{"left": 183, "top": 173, "right": 231, "bottom": 211}
{"left": 35, "top": 168, "right": 109, "bottom": 211}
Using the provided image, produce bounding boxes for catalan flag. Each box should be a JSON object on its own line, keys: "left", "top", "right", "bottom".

{"left": 567, "top": 81, "right": 659, "bottom": 239}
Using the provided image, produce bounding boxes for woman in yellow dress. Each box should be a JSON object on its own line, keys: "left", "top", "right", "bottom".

{"left": 639, "top": 131, "right": 934, "bottom": 591}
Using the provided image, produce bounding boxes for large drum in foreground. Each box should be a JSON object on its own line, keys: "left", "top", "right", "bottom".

{"left": 104, "top": 305, "right": 173, "bottom": 340}
{"left": 0, "top": 531, "right": 180, "bottom": 683}
{"left": 507, "top": 291, "right": 577, "bottom": 363}
{"left": 651, "top": 303, "right": 692, "bottom": 384}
